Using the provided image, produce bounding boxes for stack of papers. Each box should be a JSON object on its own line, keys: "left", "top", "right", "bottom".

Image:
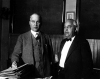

{"left": 0, "top": 68, "right": 18, "bottom": 78}
{"left": 0, "top": 63, "right": 29, "bottom": 79}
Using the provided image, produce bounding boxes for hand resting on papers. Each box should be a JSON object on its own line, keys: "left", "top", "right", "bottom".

{"left": 11, "top": 61, "right": 17, "bottom": 70}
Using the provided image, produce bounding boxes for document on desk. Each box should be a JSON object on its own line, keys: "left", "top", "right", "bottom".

{"left": 0, "top": 63, "right": 29, "bottom": 78}
{"left": 0, "top": 68, "right": 17, "bottom": 78}
{"left": 1, "top": 63, "right": 29, "bottom": 72}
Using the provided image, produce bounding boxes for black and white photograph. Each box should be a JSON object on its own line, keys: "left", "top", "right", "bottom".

{"left": 0, "top": 0, "right": 100, "bottom": 79}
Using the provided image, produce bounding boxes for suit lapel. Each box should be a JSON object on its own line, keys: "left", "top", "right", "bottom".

{"left": 65, "top": 36, "right": 79, "bottom": 62}
{"left": 39, "top": 32, "right": 44, "bottom": 55}
{"left": 26, "top": 31, "right": 33, "bottom": 46}
{"left": 60, "top": 39, "right": 67, "bottom": 51}
{"left": 25, "top": 31, "right": 33, "bottom": 54}
{"left": 59, "top": 36, "right": 79, "bottom": 63}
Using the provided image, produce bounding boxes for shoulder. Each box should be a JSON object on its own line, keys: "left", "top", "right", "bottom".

{"left": 76, "top": 36, "right": 90, "bottom": 46}
{"left": 19, "top": 31, "right": 31, "bottom": 37}
{"left": 40, "top": 32, "right": 50, "bottom": 39}
{"left": 17, "top": 31, "right": 31, "bottom": 40}
{"left": 75, "top": 35, "right": 88, "bottom": 42}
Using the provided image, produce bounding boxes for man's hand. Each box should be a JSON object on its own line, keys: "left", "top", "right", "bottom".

{"left": 55, "top": 54, "right": 58, "bottom": 62}
{"left": 11, "top": 61, "right": 17, "bottom": 70}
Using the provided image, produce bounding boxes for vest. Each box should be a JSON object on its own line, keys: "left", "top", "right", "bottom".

{"left": 31, "top": 34, "right": 44, "bottom": 77}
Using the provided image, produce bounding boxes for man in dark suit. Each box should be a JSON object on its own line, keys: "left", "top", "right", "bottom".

{"left": 56, "top": 19, "right": 93, "bottom": 79}
{"left": 10, "top": 13, "right": 54, "bottom": 78}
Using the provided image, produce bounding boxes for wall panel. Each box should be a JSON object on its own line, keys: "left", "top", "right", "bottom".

{"left": 10, "top": 0, "right": 63, "bottom": 34}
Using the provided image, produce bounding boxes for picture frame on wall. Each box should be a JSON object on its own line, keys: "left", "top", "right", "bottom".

{"left": 66, "top": 11, "right": 75, "bottom": 20}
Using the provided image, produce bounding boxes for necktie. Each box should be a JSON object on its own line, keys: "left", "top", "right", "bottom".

{"left": 36, "top": 33, "right": 40, "bottom": 40}
{"left": 35, "top": 32, "right": 38, "bottom": 38}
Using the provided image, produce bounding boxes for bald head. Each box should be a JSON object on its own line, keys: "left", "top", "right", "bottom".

{"left": 65, "top": 19, "right": 77, "bottom": 27}
{"left": 30, "top": 13, "right": 40, "bottom": 22}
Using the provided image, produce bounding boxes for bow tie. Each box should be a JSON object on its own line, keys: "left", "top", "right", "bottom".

{"left": 65, "top": 38, "right": 72, "bottom": 41}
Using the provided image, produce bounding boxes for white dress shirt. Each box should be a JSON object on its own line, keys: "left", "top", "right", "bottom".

{"left": 31, "top": 30, "right": 39, "bottom": 38}
{"left": 59, "top": 36, "right": 75, "bottom": 68}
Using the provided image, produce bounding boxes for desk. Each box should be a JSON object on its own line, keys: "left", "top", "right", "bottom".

{"left": 0, "top": 64, "right": 52, "bottom": 79}
{"left": 0, "top": 76, "right": 18, "bottom": 79}
{"left": 92, "top": 68, "right": 100, "bottom": 79}
{"left": 0, "top": 68, "right": 19, "bottom": 79}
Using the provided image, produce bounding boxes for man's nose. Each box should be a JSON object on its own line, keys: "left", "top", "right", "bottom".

{"left": 34, "top": 22, "right": 37, "bottom": 26}
{"left": 65, "top": 28, "right": 68, "bottom": 31}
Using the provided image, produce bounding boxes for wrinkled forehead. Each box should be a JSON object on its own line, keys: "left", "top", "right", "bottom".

{"left": 64, "top": 20, "right": 76, "bottom": 27}
{"left": 64, "top": 21, "right": 73, "bottom": 27}
{"left": 30, "top": 14, "right": 40, "bottom": 21}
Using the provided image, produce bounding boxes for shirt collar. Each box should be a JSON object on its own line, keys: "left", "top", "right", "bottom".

{"left": 31, "top": 30, "right": 39, "bottom": 38}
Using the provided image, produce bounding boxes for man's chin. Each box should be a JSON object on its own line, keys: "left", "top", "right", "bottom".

{"left": 64, "top": 34, "right": 69, "bottom": 37}
{"left": 64, "top": 35, "right": 71, "bottom": 39}
{"left": 32, "top": 29, "right": 39, "bottom": 32}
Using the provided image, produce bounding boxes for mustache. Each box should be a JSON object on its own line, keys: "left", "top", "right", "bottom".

{"left": 64, "top": 31, "right": 69, "bottom": 34}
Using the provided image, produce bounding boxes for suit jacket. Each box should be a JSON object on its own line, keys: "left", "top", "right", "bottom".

{"left": 11, "top": 31, "right": 54, "bottom": 77}
{"left": 58, "top": 36, "right": 93, "bottom": 79}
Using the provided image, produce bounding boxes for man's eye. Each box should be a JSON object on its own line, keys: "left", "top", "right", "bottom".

{"left": 31, "top": 21, "right": 35, "bottom": 23}
{"left": 68, "top": 26, "right": 71, "bottom": 28}
{"left": 64, "top": 26, "right": 71, "bottom": 28}
{"left": 68, "top": 26, "right": 72, "bottom": 28}
{"left": 37, "top": 22, "right": 40, "bottom": 24}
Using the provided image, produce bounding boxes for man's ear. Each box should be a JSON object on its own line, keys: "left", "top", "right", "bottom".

{"left": 75, "top": 26, "right": 79, "bottom": 32}
{"left": 74, "top": 25, "right": 77, "bottom": 32}
{"left": 75, "top": 27, "right": 78, "bottom": 32}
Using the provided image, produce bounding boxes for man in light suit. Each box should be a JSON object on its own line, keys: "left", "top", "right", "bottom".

{"left": 56, "top": 19, "right": 93, "bottom": 79}
{"left": 11, "top": 13, "right": 54, "bottom": 78}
